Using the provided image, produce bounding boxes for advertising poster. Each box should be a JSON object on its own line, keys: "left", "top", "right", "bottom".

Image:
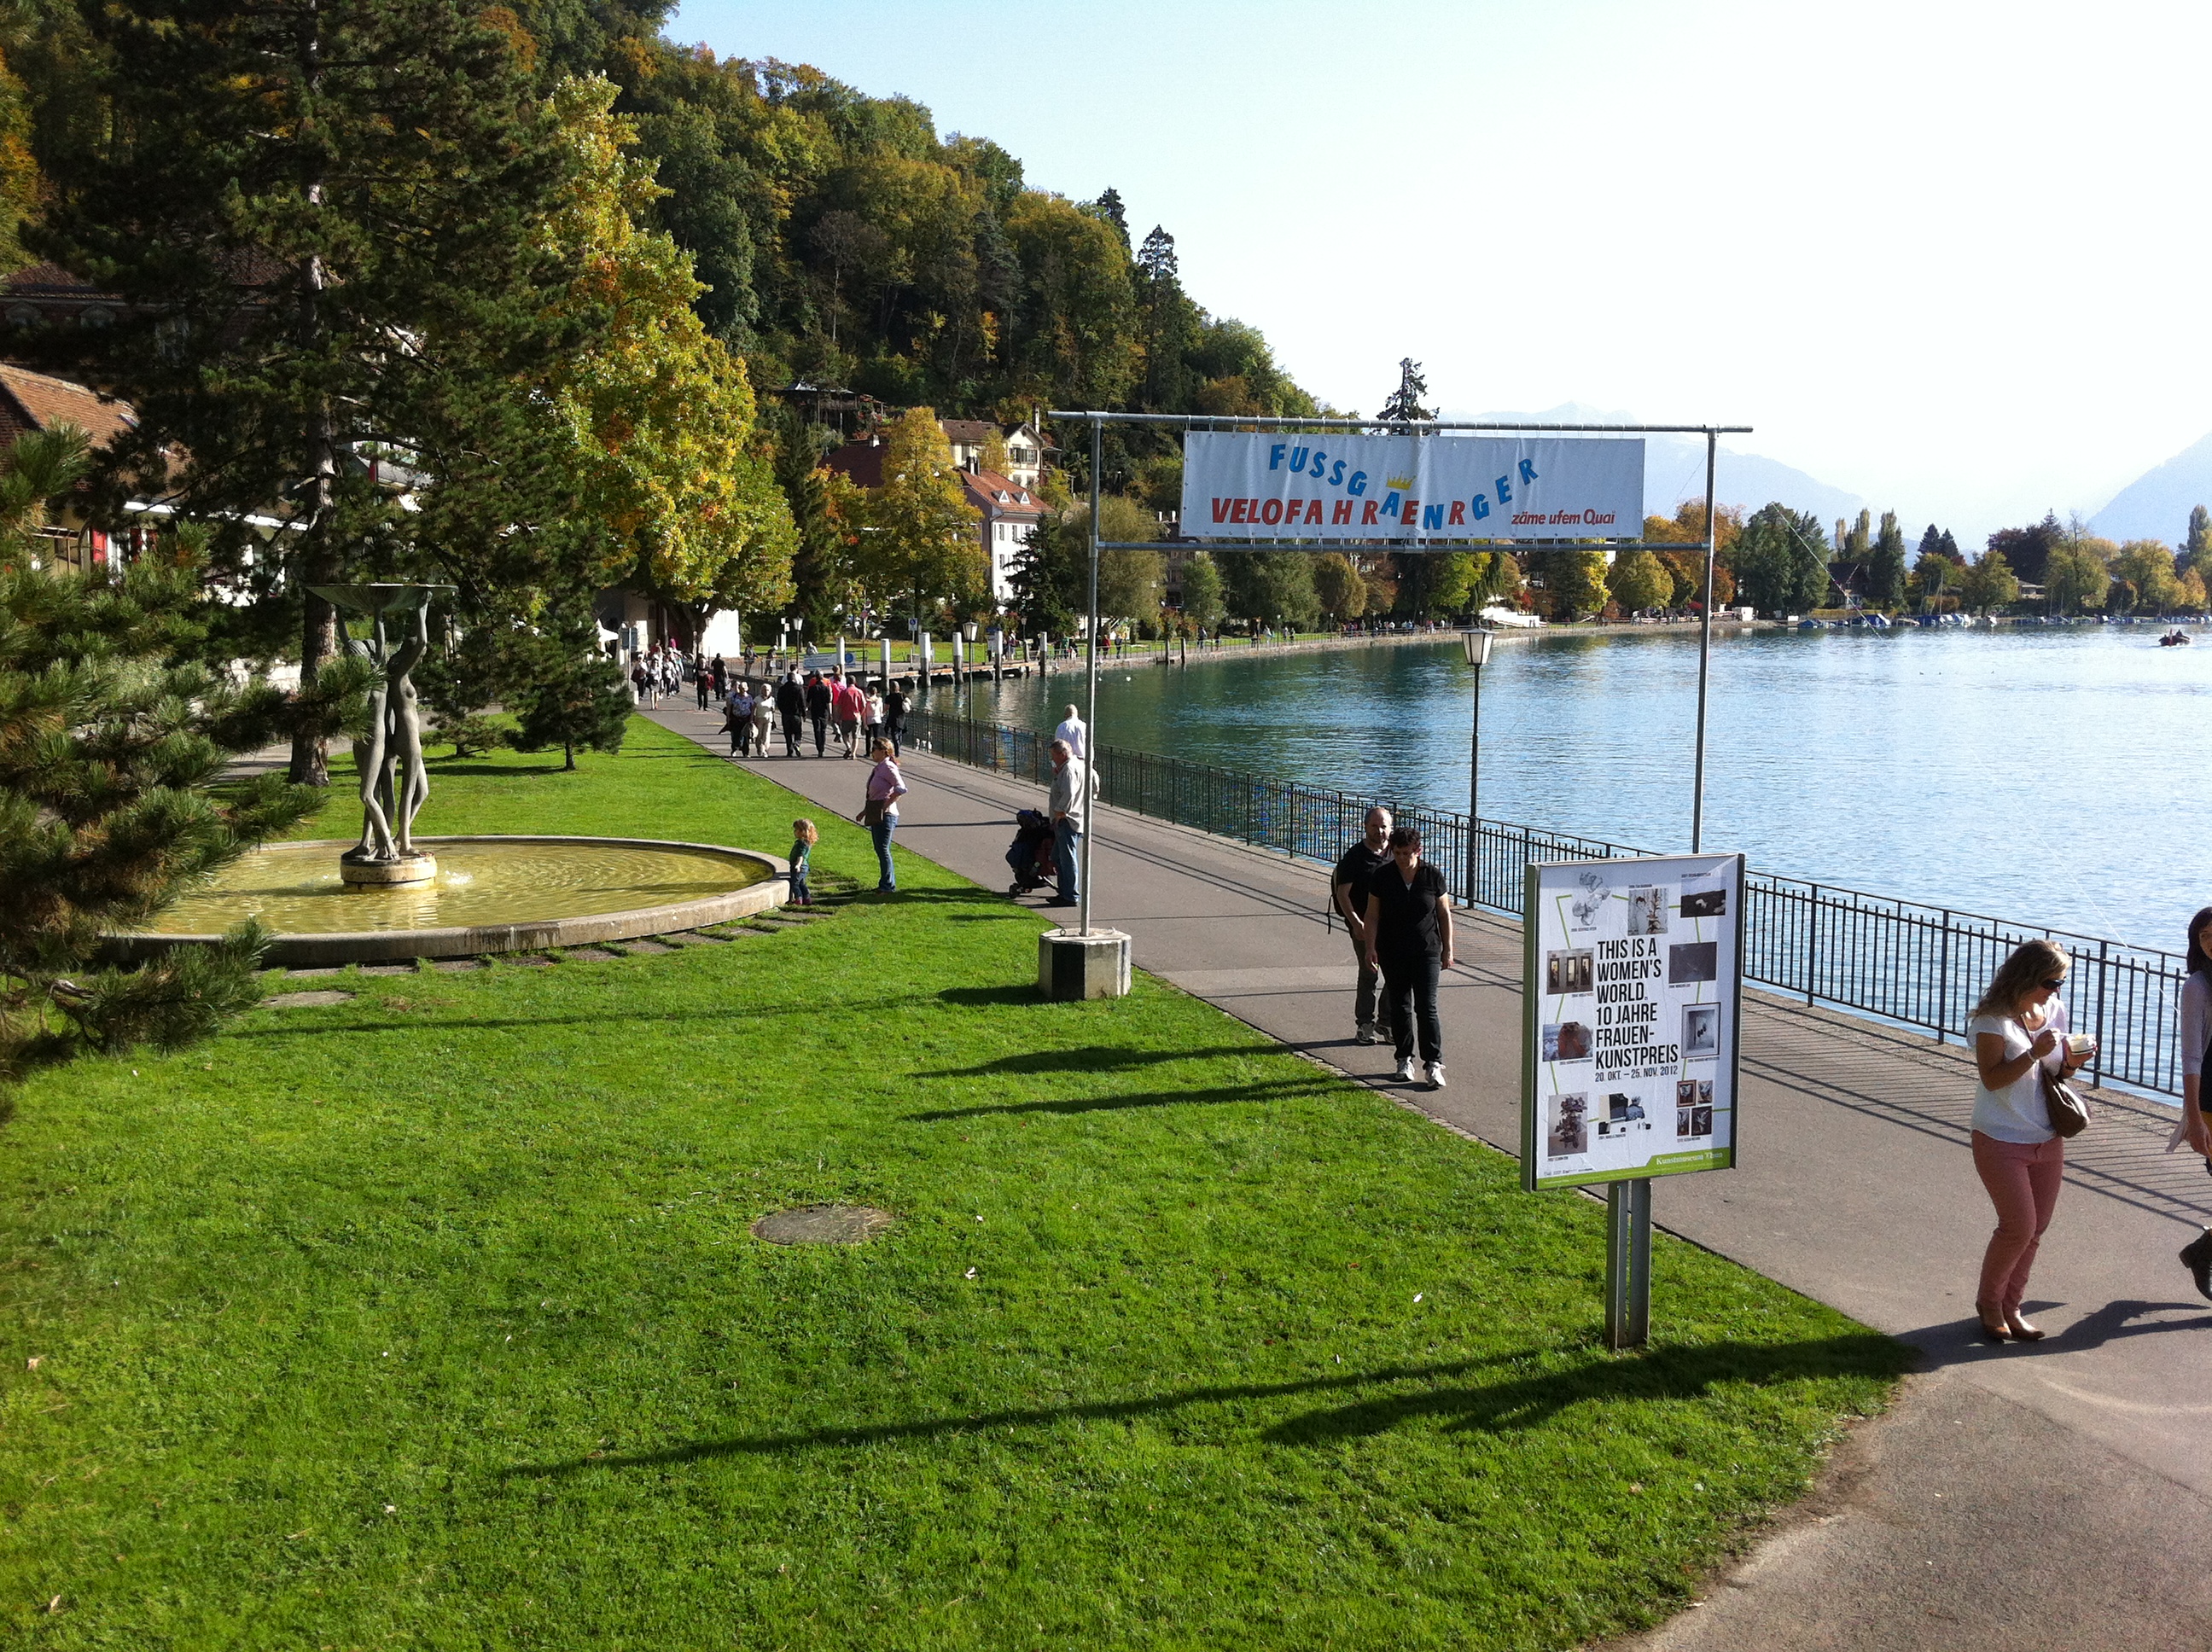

{"left": 1522, "top": 853, "right": 1743, "bottom": 1191}
{"left": 1179, "top": 431, "right": 1644, "bottom": 544}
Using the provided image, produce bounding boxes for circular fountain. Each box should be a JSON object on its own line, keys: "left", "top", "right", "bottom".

{"left": 108, "top": 581, "right": 787, "bottom": 965}
{"left": 108, "top": 835, "right": 785, "bottom": 966}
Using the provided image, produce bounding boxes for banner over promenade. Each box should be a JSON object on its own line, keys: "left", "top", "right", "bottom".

{"left": 1180, "top": 431, "right": 1644, "bottom": 544}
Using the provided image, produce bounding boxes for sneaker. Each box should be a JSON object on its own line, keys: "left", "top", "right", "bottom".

{"left": 1426, "top": 1062, "right": 1447, "bottom": 1091}
{"left": 1394, "top": 1054, "right": 1417, "bottom": 1083}
{"left": 1355, "top": 1021, "right": 1378, "bottom": 1045}
{"left": 2182, "top": 1228, "right": 2212, "bottom": 1302}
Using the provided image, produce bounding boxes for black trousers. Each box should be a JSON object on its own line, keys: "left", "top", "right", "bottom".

{"left": 780, "top": 713, "right": 803, "bottom": 754}
{"left": 810, "top": 713, "right": 828, "bottom": 754}
{"left": 1380, "top": 953, "right": 1442, "bottom": 1064}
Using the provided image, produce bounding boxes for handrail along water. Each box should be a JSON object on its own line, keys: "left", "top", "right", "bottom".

{"left": 910, "top": 706, "right": 2188, "bottom": 1102}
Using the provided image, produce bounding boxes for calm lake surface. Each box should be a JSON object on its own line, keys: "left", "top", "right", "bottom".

{"left": 958, "top": 625, "right": 2207, "bottom": 953}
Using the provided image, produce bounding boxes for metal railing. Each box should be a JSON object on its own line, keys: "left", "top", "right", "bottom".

{"left": 909, "top": 707, "right": 2192, "bottom": 1100}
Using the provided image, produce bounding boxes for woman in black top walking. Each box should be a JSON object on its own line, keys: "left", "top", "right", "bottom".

{"left": 1362, "top": 824, "right": 1454, "bottom": 1091}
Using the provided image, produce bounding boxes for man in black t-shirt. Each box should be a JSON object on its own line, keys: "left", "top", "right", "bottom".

{"left": 1333, "top": 806, "right": 1394, "bottom": 1045}
{"left": 1362, "top": 824, "right": 1455, "bottom": 1090}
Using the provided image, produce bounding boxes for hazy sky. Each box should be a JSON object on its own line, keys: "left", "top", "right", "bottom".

{"left": 667, "top": 0, "right": 2212, "bottom": 545}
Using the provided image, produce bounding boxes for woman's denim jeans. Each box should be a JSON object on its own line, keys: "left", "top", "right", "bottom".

{"left": 870, "top": 816, "right": 897, "bottom": 890}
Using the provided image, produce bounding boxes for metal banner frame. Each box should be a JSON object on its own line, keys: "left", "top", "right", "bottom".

{"left": 1041, "top": 410, "right": 1749, "bottom": 1350}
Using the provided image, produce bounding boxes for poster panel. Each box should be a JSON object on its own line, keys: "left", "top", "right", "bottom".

{"left": 1179, "top": 431, "right": 1644, "bottom": 544}
{"left": 1521, "top": 853, "right": 1743, "bottom": 1192}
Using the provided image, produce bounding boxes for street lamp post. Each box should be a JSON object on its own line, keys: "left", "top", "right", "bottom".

{"left": 962, "top": 619, "right": 980, "bottom": 697}
{"left": 1460, "top": 626, "right": 1493, "bottom": 907}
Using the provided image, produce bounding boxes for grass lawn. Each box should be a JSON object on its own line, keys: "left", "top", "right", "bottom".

{"left": 0, "top": 719, "right": 1906, "bottom": 1649}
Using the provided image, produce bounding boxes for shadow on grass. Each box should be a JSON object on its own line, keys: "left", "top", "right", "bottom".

{"left": 921, "top": 1044, "right": 1273, "bottom": 1078}
{"left": 422, "top": 760, "right": 575, "bottom": 777}
{"left": 905, "top": 1073, "right": 1334, "bottom": 1122}
{"left": 936, "top": 985, "right": 1043, "bottom": 1008}
{"left": 506, "top": 1334, "right": 1905, "bottom": 1477}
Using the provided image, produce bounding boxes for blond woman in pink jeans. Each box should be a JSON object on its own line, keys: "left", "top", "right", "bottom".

{"left": 1968, "top": 939, "right": 2095, "bottom": 1343}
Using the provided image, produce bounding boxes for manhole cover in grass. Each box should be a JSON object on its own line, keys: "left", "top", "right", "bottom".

{"left": 751, "top": 1205, "right": 895, "bottom": 1246}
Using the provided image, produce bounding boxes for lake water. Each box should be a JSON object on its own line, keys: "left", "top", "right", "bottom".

{"left": 957, "top": 625, "right": 2208, "bottom": 955}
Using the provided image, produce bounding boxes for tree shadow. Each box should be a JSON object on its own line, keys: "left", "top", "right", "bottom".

{"left": 905, "top": 1073, "right": 1336, "bottom": 1121}
{"left": 920, "top": 1044, "right": 1273, "bottom": 1079}
{"left": 504, "top": 1333, "right": 1904, "bottom": 1479}
{"left": 424, "top": 761, "right": 572, "bottom": 777}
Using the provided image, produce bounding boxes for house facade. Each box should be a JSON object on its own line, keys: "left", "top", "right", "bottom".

{"left": 822, "top": 421, "right": 1051, "bottom": 606}
{"left": 938, "top": 419, "right": 1046, "bottom": 490}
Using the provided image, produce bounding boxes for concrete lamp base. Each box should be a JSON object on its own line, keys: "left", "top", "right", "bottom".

{"left": 1039, "top": 928, "right": 1132, "bottom": 1001}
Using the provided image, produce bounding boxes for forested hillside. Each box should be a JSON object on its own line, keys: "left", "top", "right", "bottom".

{"left": 1, "top": 0, "right": 1318, "bottom": 426}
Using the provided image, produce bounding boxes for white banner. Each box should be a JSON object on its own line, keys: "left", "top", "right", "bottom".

{"left": 1179, "top": 431, "right": 1644, "bottom": 544}
{"left": 1522, "top": 853, "right": 1743, "bottom": 1191}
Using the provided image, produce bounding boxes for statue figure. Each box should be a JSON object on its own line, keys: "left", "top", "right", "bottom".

{"left": 388, "top": 601, "right": 430, "bottom": 855}
{"left": 310, "top": 582, "right": 452, "bottom": 885}
{"left": 343, "top": 614, "right": 398, "bottom": 865}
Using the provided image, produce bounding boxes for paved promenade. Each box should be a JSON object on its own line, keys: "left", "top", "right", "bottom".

{"left": 655, "top": 705, "right": 2212, "bottom": 1650}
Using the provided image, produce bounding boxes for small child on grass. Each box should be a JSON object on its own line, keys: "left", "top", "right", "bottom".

{"left": 788, "top": 817, "right": 817, "bottom": 906}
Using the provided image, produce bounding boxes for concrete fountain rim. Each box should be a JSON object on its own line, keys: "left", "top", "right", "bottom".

{"left": 103, "top": 835, "right": 789, "bottom": 967}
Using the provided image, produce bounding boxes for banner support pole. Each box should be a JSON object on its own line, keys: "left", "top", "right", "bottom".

{"left": 1079, "top": 416, "right": 1102, "bottom": 939}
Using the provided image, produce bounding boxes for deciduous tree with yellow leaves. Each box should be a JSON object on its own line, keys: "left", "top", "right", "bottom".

{"left": 540, "top": 77, "right": 794, "bottom": 617}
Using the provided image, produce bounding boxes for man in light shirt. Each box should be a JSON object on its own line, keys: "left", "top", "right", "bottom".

{"left": 1052, "top": 703, "right": 1087, "bottom": 761}
{"left": 1046, "top": 738, "right": 1090, "bottom": 908}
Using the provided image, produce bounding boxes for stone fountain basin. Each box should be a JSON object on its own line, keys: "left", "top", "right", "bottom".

{"left": 105, "top": 835, "right": 788, "bottom": 967}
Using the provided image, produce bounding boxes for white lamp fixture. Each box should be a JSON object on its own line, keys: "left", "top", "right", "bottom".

{"left": 1462, "top": 627, "right": 1493, "bottom": 668}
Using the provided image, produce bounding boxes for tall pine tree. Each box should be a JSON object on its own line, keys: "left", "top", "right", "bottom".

{"left": 31, "top": 0, "right": 578, "bottom": 786}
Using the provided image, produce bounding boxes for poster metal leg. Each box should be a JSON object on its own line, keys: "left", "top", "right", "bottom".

{"left": 1605, "top": 1178, "right": 1652, "bottom": 1351}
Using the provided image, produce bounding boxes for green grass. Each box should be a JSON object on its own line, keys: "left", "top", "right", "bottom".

{"left": 0, "top": 721, "right": 1906, "bottom": 1649}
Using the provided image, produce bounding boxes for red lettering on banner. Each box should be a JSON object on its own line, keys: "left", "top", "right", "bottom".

{"left": 1360, "top": 501, "right": 1380, "bottom": 526}
{"left": 1400, "top": 499, "right": 1418, "bottom": 526}
{"left": 1231, "top": 498, "right": 1249, "bottom": 523}
{"left": 1260, "top": 498, "right": 1284, "bottom": 525}
{"left": 1212, "top": 497, "right": 1234, "bottom": 523}
{"left": 1304, "top": 499, "right": 1324, "bottom": 525}
{"left": 1448, "top": 501, "right": 1466, "bottom": 526}
{"left": 1333, "top": 499, "right": 1353, "bottom": 525}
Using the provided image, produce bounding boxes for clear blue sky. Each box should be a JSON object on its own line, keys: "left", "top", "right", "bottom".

{"left": 668, "top": 0, "right": 2212, "bottom": 544}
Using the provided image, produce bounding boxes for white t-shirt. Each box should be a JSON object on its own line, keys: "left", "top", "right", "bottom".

{"left": 1969, "top": 1002, "right": 2070, "bottom": 1143}
{"left": 1053, "top": 716, "right": 1087, "bottom": 759}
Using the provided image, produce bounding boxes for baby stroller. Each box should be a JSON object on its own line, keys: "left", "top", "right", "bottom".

{"left": 1005, "top": 808, "right": 1057, "bottom": 894}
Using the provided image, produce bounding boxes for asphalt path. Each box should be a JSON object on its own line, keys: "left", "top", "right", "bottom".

{"left": 653, "top": 702, "right": 2212, "bottom": 1651}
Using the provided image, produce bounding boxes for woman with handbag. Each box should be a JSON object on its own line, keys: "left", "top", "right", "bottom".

{"left": 2170, "top": 906, "right": 2212, "bottom": 1298}
{"left": 1968, "top": 939, "right": 2096, "bottom": 1342}
{"left": 859, "top": 738, "right": 906, "bottom": 893}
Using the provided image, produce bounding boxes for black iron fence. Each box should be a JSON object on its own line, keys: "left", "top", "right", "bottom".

{"left": 909, "top": 707, "right": 2191, "bottom": 1101}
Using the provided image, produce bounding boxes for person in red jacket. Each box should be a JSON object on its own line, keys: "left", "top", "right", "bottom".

{"left": 830, "top": 670, "right": 864, "bottom": 758}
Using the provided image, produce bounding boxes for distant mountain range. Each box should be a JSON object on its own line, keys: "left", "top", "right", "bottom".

{"left": 1442, "top": 404, "right": 1866, "bottom": 526}
{"left": 2088, "top": 430, "right": 2212, "bottom": 545}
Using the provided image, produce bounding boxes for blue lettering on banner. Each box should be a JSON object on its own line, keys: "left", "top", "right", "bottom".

{"left": 1379, "top": 492, "right": 1401, "bottom": 518}
{"left": 1422, "top": 503, "right": 1445, "bottom": 531}
{"left": 1289, "top": 446, "right": 1310, "bottom": 474}
{"left": 1348, "top": 469, "right": 1367, "bottom": 496}
{"left": 1329, "top": 459, "right": 1346, "bottom": 486}
{"left": 1269, "top": 443, "right": 1287, "bottom": 470}
{"left": 1519, "top": 458, "right": 1539, "bottom": 485}
{"left": 1496, "top": 474, "right": 1512, "bottom": 503}
{"left": 1471, "top": 494, "right": 1490, "bottom": 519}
